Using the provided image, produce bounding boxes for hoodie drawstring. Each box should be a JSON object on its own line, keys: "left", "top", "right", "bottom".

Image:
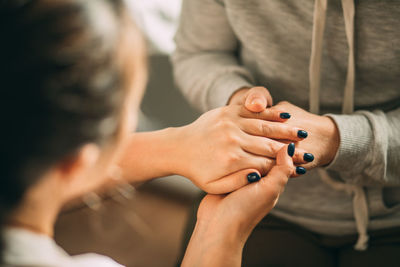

{"left": 341, "top": 0, "right": 355, "bottom": 114}
{"left": 309, "top": 0, "right": 327, "bottom": 115}
{"left": 309, "top": 0, "right": 369, "bottom": 251}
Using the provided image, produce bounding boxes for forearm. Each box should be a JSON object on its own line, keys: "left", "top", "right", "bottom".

{"left": 182, "top": 220, "right": 243, "bottom": 267}
{"left": 172, "top": 53, "right": 254, "bottom": 111}
{"left": 118, "top": 127, "right": 184, "bottom": 183}
{"left": 172, "top": 0, "right": 254, "bottom": 111}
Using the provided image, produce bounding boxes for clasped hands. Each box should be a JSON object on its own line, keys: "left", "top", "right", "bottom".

{"left": 180, "top": 87, "right": 340, "bottom": 266}
{"left": 178, "top": 86, "right": 340, "bottom": 194}
{"left": 118, "top": 86, "right": 340, "bottom": 265}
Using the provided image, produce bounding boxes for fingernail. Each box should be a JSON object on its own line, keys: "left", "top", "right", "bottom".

{"left": 303, "top": 153, "right": 314, "bottom": 162}
{"left": 297, "top": 130, "right": 308, "bottom": 138}
{"left": 247, "top": 172, "right": 261, "bottom": 183}
{"left": 296, "top": 166, "right": 307, "bottom": 175}
{"left": 250, "top": 98, "right": 263, "bottom": 105}
{"left": 280, "top": 112, "right": 291, "bottom": 119}
{"left": 287, "top": 143, "right": 295, "bottom": 157}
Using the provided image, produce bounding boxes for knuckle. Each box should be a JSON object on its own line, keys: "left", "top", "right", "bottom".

{"left": 225, "top": 132, "right": 240, "bottom": 145}
{"left": 217, "top": 119, "right": 233, "bottom": 130}
{"left": 260, "top": 158, "right": 274, "bottom": 174}
{"left": 266, "top": 141, "right": 280, "bottom": 155}
{"left": 217, "top": 107, "right": 230, "bottom": 119}
{"left": 266, "top": 158, "right": 275, "bottom": 169}
{"left": 225, "top": 152, "right": 241, "bottom": 166}
{"left": 260, "top": 122, "right": 272, "bottom": 136}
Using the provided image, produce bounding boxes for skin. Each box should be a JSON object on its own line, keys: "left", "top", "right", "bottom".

{"left": 119, "top": 104, "right": 312, "bottom": 194}
{"left": 6, "top": 15, "right": 297, "bottom": 267}
{"left": 229, "top": 87, "right": 340, "bottom": 170}
{"left": 182, "top": 146, "right": 294, "bottom": 267}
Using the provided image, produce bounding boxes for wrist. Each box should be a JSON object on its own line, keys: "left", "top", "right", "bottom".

{"left": 157, "top": 126, "right": 188, "bottom": 176}
{"left": 119, "top": 128, "right": 185, "bottom": 182}
{"left": 183, "top": 220, "right": 244, "bottom": 267}
{"left": 319, "top": 116, "right": 340, "bottom": 166}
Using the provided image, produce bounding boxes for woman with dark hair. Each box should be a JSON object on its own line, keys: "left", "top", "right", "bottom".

{"left": 0, "top": 0, "right": 306, "bottom": 266}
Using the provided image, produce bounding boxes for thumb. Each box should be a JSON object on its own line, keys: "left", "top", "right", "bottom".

{"left": 244, "top": 87, "right": 273, "bottom": 113}
{"left": 259, "top": 143, "right": 295, "bottom": 197}
{"left": 217, "top": 144, "right": 295, "bottom": 231}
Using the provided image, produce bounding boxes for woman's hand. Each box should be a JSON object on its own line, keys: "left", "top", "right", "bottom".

{"left": 262, "top": 101, "right": 340, "bottom": 169}
{"left": 182, "top": 145, "right": 295, "bottom": 267}
{"left": 174, "top": 104, "right": 312, "bottom": 193}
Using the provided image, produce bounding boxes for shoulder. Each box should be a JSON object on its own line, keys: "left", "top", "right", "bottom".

{"left": 2, "top": 228, "right": 125, "bottom": 267}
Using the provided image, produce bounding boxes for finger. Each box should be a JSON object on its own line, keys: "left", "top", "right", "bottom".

{"left": 239, "top": 106, "right": 291, "bottom": 122}
{"left": 205, "top": 168, "right": 261, "bottom": 194}
{"left": 244, "top": 87, "right": 273, "bottom": 112}
{"left": 277, "top": 144, "right": 306, "bottom": 178}
{"left": 240, "top": 106, "right": 295, "bottom": 122}
{"left": 240, "top": 135, "right": 311, "bottom": 164}
{"left": 229, "top": 152, "right": 275, "bottom": 176}
{"left": 258, "top": 144, "right": 295, "bottom": 194}
{"left": 244, "top": 153, "right": 276, "bottom": 176}
{"left": 239, "top": 118, "right": 308, "bottom": 141}
{"left": 224, "top": 145, "right": 295, "bottom": 223}
{"left": 289, "top": 166, "right": 308, "bottom": 178}
{"left": 277, "top": 143, "right": 295, "bottom": 168}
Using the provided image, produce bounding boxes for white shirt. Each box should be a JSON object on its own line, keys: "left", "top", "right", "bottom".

{"left": 2, "top": 228, "right": 124, "bottom": 267}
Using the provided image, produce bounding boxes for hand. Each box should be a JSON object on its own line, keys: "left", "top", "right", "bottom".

{"left": 270, "top": 101, "right": 340, "bottom": 168}
{"left": 175, "top": 104, "right": 312, "bottom": 194}
{"left": 182, "top": 145, "right": 295, "bottom": 267}
{"left": 228, "top": 86, "right": 273, "bottom": 112}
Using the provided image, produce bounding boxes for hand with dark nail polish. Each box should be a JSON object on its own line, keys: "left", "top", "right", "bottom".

{"left": 280, "top": 112, "right": 291, "bottom": 119}
{"left": 271, "top": 101, "right": 340, "bottom": 170}
{"left": 287, "top": 143, "right": 295, "bottom": 157}
{"left": 297, "top": 130, "right": 308, "bottom": 138}
{"left": 303, "top": 153, "right": 314, "bottom": 162}
{"left": 247, "top": 172, "right": 261, "bottom": 183}
{"left": 296, "top": 166, "right": 307, "bottom": 175}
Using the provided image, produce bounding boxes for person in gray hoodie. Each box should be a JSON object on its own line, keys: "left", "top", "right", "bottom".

{"left": 172, "top": 0, "right": 400, "bottom": 266}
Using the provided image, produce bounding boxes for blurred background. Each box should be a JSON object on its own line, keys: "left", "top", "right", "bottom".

{"left": 54, "top": 1, "right": 203, "bottom": 266}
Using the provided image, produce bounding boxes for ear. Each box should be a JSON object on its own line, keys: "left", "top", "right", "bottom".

{"left": 56, "top": 144, "right": 100, "bottom": 182}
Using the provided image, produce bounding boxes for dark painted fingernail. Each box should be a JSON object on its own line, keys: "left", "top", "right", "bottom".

{"left": 287, "top": 143, "right": 295, "bottom": 157}
{"left": 303, "top": 153, "right": 314, "bottom": 162}
{"left": 296, "top": 166, "right": 307, "bottom": 175}
{"left": 297, "top": 130, "right": 308, "bottom": 138}
{"left": 280, "top": 112, "right": 291, "bottom": 119}
{"left": 247, "top": 172, "right": 261, "bottom": 183}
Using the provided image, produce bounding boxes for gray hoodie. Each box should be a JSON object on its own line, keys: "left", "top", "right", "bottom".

{"left": 172, "top": 0, "right": 400, "bottom": 250}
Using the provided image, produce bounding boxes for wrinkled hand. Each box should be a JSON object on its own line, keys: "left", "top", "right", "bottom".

{"left": 176, "top": 104, "right": 311, "bottom": 194}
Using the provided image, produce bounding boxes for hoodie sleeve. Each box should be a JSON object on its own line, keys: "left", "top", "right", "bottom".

{"left": 171, "top": 0, "right": 255, "bottom": 112}
{"left": 325, "top": 107, "right": 400, "bottom": 186}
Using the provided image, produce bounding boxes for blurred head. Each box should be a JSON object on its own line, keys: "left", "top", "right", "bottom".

{"left": 0, "top": 0, "right": 147, "bottom": 243}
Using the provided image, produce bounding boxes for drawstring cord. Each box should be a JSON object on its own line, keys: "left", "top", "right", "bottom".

{"left": 309, "top": 0, "right": 369, "bottom": 251}
{"left": 318, "top": 169, "right": 369, "bottom": 250}
{"left": 309, "top": 0, "right": 327, "bottom": 115}
{"left": 341, "top": 0, "right": 355, "bottom": 114}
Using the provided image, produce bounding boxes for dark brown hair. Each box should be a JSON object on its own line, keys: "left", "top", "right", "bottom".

{"left": 0, "top": 0, "right": 141, "bottom": 261}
